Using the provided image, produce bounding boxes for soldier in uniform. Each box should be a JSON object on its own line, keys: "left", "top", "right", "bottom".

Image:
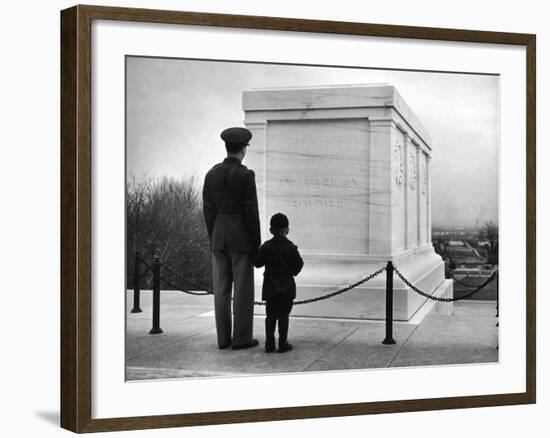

{"left": 202, "top": 127, "right": 261, "bottom": 350}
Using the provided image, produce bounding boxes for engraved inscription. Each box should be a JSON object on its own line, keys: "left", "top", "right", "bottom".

{"left": 270, "top": 156, "right": 361, "bottom": 170}
{"left": 265, "top": 119, "right": 370, "bottom": 254}
{"left": 291, "top": 199, "right": 344, "bottom": 211}
{"left": 293, "top": 222, "right": 362, "bottom": 233}
{"left": 271, "top": 135, "right": 360, "bottom": 150}
{"left": 277, "top": 177, "right": 360, "bottom": 191}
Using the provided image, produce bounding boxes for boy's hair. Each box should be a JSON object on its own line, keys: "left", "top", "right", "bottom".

{"left": 270, "top": 213, "right": 289, "bottom": 231}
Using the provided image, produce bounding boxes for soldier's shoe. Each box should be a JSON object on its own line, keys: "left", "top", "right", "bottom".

{"left": 265, "top": 341, "right": 275, "bottom": 353}
{"left": 232, "top": 339, "right": 259, "bottom": 350}
{"left": 278, "top": 342, "right": 293, "bottom": 353}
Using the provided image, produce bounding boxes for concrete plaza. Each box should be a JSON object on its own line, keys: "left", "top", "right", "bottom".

{"left": 126, "top": 290, "right": 498, "bottom": 381}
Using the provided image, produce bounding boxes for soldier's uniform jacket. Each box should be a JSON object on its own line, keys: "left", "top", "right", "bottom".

{"left": 202, "top": 156, "right": 261, "bottom": 253}
{"left": 253, "top": 235, "right": 304, "bottom": 301}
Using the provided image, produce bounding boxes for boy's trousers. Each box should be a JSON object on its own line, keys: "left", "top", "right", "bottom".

{"left": 265, "top": 296, "right": 294, "bottom": 345}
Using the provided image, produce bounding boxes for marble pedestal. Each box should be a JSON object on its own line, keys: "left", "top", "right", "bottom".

{"left": 243, "top": 84, "right": 451, "bottom": 321}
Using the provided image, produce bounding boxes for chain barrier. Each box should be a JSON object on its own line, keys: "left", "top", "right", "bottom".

{"left": 137, "top": 257, "right": 154, "bottom": 274}
{"left": 162, "top": 263, "right": 213, "bottom": 293}
{"left": 158, "top": 274, "right": 213, "bottom": 296}
{"left": 137, "top": 267, "right": 150, "bottom": 281}
{"left": 137, "top": 255, "right": 385, "bottom": 304}
{"left": 135, "top": 253, "right": 496, "bottom": 305}
{"left": 134, "top": 252, "right": 499, "bottom": 342}
{"left": 127, "top": 265, "right": 150, "bottom": 289}
{"left": 254, "top": 266, "right": 387, "bottom": 306}
{"left": 450, "top": 273, "right": 490, "bottom": 288}
{"left": 395, "top": 267, "right": 498, "bottom": 302}
{"left": 135, "top": 256, "right": 213, "bottom": 296}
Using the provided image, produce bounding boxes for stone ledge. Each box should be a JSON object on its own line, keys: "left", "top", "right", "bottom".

{"left": 243, "top": 84, "right": 431, "bottom": 146}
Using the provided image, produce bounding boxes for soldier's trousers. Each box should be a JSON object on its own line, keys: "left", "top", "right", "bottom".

{"left": 212, "top": 250, "right": 255, "bottom": 348}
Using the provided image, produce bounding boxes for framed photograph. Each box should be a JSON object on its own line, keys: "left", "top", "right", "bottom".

{"left": 60, "top": 4, "right": 536, "bottom": 433}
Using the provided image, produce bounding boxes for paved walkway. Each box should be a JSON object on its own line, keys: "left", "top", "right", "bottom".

{"left": 126, "top": 291, "right": 498, "bottom": 381}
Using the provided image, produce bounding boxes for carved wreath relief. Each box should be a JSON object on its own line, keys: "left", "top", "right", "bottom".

{"left": 393, "top": 141, "right": 404, "bottom": 186}
{"left": 421, "top": 159, "right": 427, "bottom": 195}
{"left": 408, "top": 149, "right": 417, "bottom": 190}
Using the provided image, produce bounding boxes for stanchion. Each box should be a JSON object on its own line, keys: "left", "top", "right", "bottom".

{"left": 496, "top": 272, "right": 499, "bottom": 319}
{"left": 496, "top": 272, "right": 499, "bottom": 350}
{"left": 149, "top": 256, "right": 164, "bottom": 334}
{"left": 382, "top": 260, "right": 396, "bottom": 345}
{"left": 130, "top": 250, "right": 142, "bottom": 313}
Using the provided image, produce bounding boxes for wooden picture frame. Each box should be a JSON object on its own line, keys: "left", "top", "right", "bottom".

{"left": 60, "top": 4, "right": 536, "bottom": 433}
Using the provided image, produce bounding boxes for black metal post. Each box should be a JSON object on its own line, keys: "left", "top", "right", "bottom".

{"left": 382, "top": 260, "right": 396, "bottom": 345}
{"left": 130, "top": 250, "right": 142, "bottom": 313}
{"left": 496, "top": 272, "right": 499, "bottom": 319}
{"left": 149, "top": 256, "right": 164, "bottom": 334}
{"left": 496, "top": 272, "right": 499, "bottom": 350}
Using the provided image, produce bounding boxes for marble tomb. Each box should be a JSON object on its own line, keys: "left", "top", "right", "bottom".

{"left": 243, "top": 84, "right": 452, "bottom": 320}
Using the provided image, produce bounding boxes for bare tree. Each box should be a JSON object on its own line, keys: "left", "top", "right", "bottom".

{"left": 478, "top": 221, "right": 499, "bottom": 265}
{"left": 126, "top": 174, "right": 212, "bottom": 290}
{"left": 433, "top": 238, "right": 448, "bottom": 258}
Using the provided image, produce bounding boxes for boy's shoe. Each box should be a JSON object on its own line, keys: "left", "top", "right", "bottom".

{"left": 278, "top": 342, "right": 293, "bottom": 353}
{"left": 265, "top": 342, "right": 275, "bottom": 353}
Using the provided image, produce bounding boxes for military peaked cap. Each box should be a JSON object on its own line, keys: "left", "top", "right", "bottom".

{"left": 220, "top": 127, "right": 252, "bottom": 146}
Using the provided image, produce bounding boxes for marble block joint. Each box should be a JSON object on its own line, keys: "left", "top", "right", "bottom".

{"left": 243, "top": 84, "right": 451, "bottom": 321}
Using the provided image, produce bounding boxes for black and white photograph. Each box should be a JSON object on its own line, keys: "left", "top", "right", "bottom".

{"left": 1, "top": 0, "right": 544, "bottom": 435}
{"left": 125, "top": 56, "right": 500, "bottom": 381}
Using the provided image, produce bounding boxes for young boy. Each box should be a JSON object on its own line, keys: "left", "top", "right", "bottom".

{"left": 253, "top": 213, "right": 304, "bottom": 353}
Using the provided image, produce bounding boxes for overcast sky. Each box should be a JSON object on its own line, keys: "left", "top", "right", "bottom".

{"left": 126, "top": 56, "right": 498, "bottom": 228}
